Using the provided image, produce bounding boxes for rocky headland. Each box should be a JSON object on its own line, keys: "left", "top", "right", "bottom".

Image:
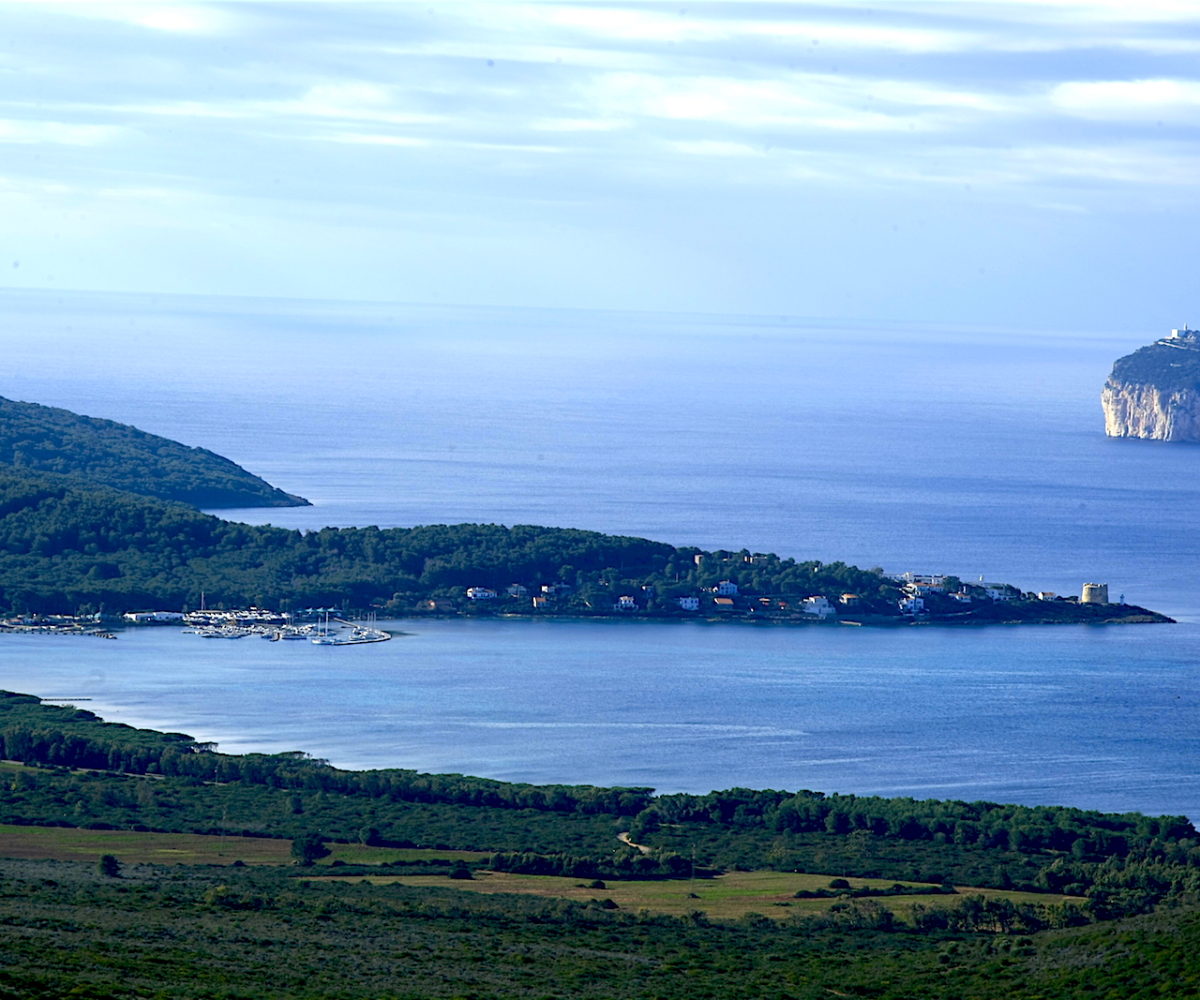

{"left": 1102, "top": 328, "right": 1200, "bottom": 441}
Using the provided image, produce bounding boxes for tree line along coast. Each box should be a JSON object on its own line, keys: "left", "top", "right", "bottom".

{"left": 0, "top": 394, "right": 1170, "bottom": 626}
{"left": 4, "top": 690, "right": 1200, "bottom": 998}
{"left": 2, "top": 691, "right": 1196, "bottom": 909}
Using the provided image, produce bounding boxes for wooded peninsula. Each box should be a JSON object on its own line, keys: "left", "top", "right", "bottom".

{"left": 0, "top": 396, "right": 1170, "bottom": 625}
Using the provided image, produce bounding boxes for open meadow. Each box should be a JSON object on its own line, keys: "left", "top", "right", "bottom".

{"left": 314, "top": 866, "right": 1083, "bottom": 921}
{"left": 0, "top": 823, "right": 1083, "bottom": 923}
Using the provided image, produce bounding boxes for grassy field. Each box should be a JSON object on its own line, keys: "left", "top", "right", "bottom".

{"left": 0, "top": 822, "right": 1084, "bottom": 924}
{"left": 0, "top": 823, "right": 488, "bottom": 866}
{"left": 312, "top": 867, "right": 1084, "bottom": 922}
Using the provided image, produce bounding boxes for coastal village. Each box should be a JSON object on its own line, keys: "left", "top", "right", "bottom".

{"left": 446, "top": 569, "right": 1128, "bottom": 625}
{"left": 0, "top": 574, "right": 1145, "bottom": 637}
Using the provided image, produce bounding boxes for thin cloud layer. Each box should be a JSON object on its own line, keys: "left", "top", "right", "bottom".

{"left": 2, "top": 1, "right": 1199, "bottom": 325}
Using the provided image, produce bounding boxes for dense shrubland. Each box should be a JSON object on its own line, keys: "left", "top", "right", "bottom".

{"left": 3, "top": 856, "right": 1200, "bottom": 998}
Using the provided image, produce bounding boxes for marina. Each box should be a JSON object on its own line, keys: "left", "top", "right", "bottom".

{"left": 0, "top": 620, "right": 117, "bottom": 639}
{"left": 2, "top": 609, "right": 390, "bottom": 645}
{"left": 184, "top": 613, "right": 391, "bottom": 645}
{"left": 184, "top": 624, "right": 391, "bottom": 643}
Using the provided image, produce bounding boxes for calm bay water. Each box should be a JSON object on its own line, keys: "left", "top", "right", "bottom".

{"left": 2, "top": 288, "right": 1198, "bottom": 818}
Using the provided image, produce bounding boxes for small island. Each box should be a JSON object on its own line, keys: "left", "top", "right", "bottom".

{"left": 1102, "top": 327, "right": 1200, "bottom": 442}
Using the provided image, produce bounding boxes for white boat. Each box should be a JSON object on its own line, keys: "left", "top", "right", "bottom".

{"left": 311, "top": 627, "right": 391, "bottom": 646}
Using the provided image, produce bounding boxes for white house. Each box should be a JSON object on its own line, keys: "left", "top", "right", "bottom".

{"left": 677, "top": 596, "right": 700, "bottom": 611}
{"left": 614, "top": 595, "right": 638, "bottom": 611}
{"left": 981, "top": 585, "right": 1015, "bottom": 602}
{"left": 898, "top": 596, "right": 925, "bottom": 615}
{"left": 802, "top": 596, "right": 836, "bottom": 618}
{"left": 466, "top": 587, "right": 498, "bottom": 601}
{"left": 123, "top": 611, "right": 185, "bottom": 623}
{"left": 506, "top": 583, "right": 528, "bottom": 598}
{"left": 714, "top": 580, "right": 739, "bottom": 596}
{"left": 899, "top": 572, "right": 946, "bottom": 590}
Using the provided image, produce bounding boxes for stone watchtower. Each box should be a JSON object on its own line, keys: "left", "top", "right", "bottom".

{"left": 1080, "top": 582, "right": 1109, "bottom": 605}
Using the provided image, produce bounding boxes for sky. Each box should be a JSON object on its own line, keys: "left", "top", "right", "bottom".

{"left": 3, "top": 0, "right": 1200, "bottom": 329}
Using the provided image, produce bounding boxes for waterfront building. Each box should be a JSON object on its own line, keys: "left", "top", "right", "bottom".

{"left": 802, "top": 596, "right": 836, "bottom": 618}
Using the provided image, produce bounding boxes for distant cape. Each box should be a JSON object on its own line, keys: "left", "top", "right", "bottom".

{"left": 0, "top": 394, "right": 309, "bottom": 508}
{"left": 1102, "top": 328, "right": 1200, "bottom": 443}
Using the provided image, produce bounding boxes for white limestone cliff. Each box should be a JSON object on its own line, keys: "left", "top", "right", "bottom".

{"left": 1102, "top": 380, "right": 1200, "bottom": 442}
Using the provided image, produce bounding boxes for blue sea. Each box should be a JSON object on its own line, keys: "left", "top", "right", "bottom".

{"left": 2, "top": 288, "right": 1198, "bottom": 819}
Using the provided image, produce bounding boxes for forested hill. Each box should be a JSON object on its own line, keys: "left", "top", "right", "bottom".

{"left": 0, "top": 465, "right": 675, "bottom": 613}
{"left": 0, "top": 395, "right": 308, "bottom": 509}
{"left": 0, "top": 464, "right": 889, "bottom": 615}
